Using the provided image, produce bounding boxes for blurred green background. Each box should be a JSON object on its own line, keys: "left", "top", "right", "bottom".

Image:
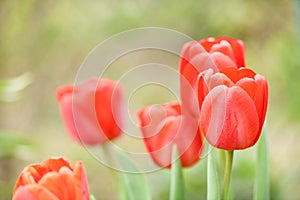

{"left": 1, "top": 0, "right": 300, "bottom": 199}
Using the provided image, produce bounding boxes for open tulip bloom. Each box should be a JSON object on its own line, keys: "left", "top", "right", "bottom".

{"left": 13, "top": 158, "right": 90, "bottom": 200}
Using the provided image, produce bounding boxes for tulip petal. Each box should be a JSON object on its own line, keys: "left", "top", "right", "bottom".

{"left": 72, "top": 79, "right": 107, "bottom": 144}
{"left": 236, "top": 78, "right": 257, "bottom": 99}
{"left": 110, "top": 82, "right": 124, "bottom": 138}
{"left": 211, "top": 52, "right": 237, "bottom": 70}
{"left": 95, "top": 80, "right": 123, "bottom": 140}
{"left": 147, "top": 116, "right": 180, "bottom": 167}
{"left": 220, "top": 67, "right": 256, "bottom": 83}
{"left": 179, "top": 42, "right": 193, "bottom": 69}
{"left": 187, "top": 41, "right": 207, "bottom": 59}
{"left": 138, "top": 103, "right": 202, "bottom": 168}
{"left": 201, "top": 86, "right": 260, "bottom": 150}
{"left": 181, "top": 53, "right": 219, "bottom": 88}
{"left": 253, "top": 74, "right": 268, "bottom": 135}
{"left": 207, "top": 72, "right": 234, "bottom": 89}
{"left": 210, "top": 40, "right": 235, "bottom": 62}
{"left": 180, "top": 62, "right": 200, "bottom": 89}
{"left": 57, "top": 78, "right": 124, "bottom": 145}
{"left": 43, "top": 157, "right": 72, "bottom": 172}
{"left": 14, "top": 165, "right": 54, "bottom": 191}
{"left": 180, "top": 41, "right": 218, "bottom": 86}
{"left": 176, "top": 114, "right": 202, "bottom": 166}
{"left": 38, "top": 171, "right": 76, "bottom": 200}
{"left": 180, "top": 63, "right": 201, "bottom": 117}
{"left": 217, "top": 37, "right": 245, "bottom": 67}
{"left": 56, "top": 85, "right": 73, "bottom": 101}
{"left": 227, "top": 38, "right": 245, "bottom": 67}
{"left": 238, "top": 67, "right": 256, "bottom": 79}
{"left": 138, "top": 104, "right": 169, "bottom": 138}
{"left": 199, "top": 37, "right": 218, "bottom": 51}
{"left": 191, "top": 52, "right": 219, "bottom": 72}
{"left": 144, "top": 115, "right": 202, "bottom": 167}
{"left": 200, "top": 86, "right": 227, "bottom": 146}
{"left": 14, "top": 170, "right": 37, "bottom": 190}
{"left": 13, "top": 185, "right": 59, "bottom": 200}
{"left": 197, "top": 73, "right": 209, "bottom": 110}
{"left": 73, "top": 161, "right": 90, "bottom": 200}
{"left": 58, "top": 90, "right": 102, "bottom": 144}
{"left": 179, "top": 41, "right": 206, "bottom": 80}
{"left": 57, "top": 92, "right": 83, "bottom": 142}
{"left": 197, "top": 70, "right": 233, "bottom": 111}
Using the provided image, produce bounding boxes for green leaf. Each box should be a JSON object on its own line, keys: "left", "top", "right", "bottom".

{"left": 254, "top": 124, "right": 269, "bottom": 200}
{"left": 170, "top": 146, "right": 185, "bottom": 200}
{"left": 207, "top": 150, "right": 220, "bottom": 200}
{"left": 115, "top": 150, "right": 151, "bottom": 200}
{"left": 90, "top": 195, "right": 96, "bottom": 200}
{"left": 118, "top": 175, "right": 130, "bottom": 200}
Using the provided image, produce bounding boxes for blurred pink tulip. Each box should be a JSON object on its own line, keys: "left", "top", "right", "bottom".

{"left": 56, "top": 78, "right": 124, "bottom": 145}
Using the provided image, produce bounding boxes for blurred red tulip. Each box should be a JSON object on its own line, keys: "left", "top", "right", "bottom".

{"left": 179, "top": 37, "right": 245, "bottom": 117}
{"left": 137, "top": 102, "right": 203, "bottom": 168}
{"left": 198, "top": 67, "right": 268, "bottom": 150}
{"left": 13, "top": 157, "right": 89, "bottom": 200}
{"left": 56, "top": 78, "right": 124, "bottom": 145}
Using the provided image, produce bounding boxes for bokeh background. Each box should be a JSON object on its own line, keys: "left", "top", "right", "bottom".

{"left": 0, "top": 0, "right": 299, "bottom": 199}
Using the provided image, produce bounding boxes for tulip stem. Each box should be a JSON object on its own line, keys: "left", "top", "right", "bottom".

{"left": 222, "top": 150, "right": 234, "bottom": 200}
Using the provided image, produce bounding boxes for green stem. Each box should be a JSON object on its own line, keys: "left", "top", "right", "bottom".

{"left": 222, "top": 150, "right": 234, "bottom": 200}
{"left": 219, "top": 150, "right": 226, "bottom": 175}
{"left": 170, "top": 146, "right": 185, "bottom": 200}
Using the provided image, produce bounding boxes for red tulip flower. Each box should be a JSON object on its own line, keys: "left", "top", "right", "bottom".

{"left": 179, "top": 37, "right": 245, "bottom": 117}
{"left": 56, "top": 78, "right": 124, "bottom": 145}
{"left": 198, "top": 67, "right": 268, "bottom": 150}
{"left": 137, "top": 102, "right": 203, "bottom": 168}
{"left": 13, "top": 157, "right": 89, "bottom": 200}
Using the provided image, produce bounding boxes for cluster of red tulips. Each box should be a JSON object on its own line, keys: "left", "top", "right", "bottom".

{"left": 12, "top": 37, "right": 268, "bottom": 199}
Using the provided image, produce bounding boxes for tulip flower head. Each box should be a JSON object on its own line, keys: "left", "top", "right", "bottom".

{"left": 56, "top": 78, "right": 124, "bottom": 145}
{"left": 198, "top": 67, "right": 268, "bottom": 150}
{"left": 13, "top": 157, "right": 90, "bottom": 200}
{"left": 179, "top": 37, "right": 245, "bottom": 117}
{"left": 138, "top": 102, "right": 203, "bottom": 168}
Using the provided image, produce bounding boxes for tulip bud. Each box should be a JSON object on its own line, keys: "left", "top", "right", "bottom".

{"left": 137, "top": 102, "right": 203, "bottom": 168}
{"left": 56, "top": 78, "right": 124, "bottom": 145}
{"left": 198, "top": 67, "right": 268, "bottom": 150}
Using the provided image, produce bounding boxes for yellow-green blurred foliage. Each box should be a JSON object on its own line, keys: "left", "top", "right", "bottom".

{"left": 0, "top": 0, "right": 299, "bottom": 199}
